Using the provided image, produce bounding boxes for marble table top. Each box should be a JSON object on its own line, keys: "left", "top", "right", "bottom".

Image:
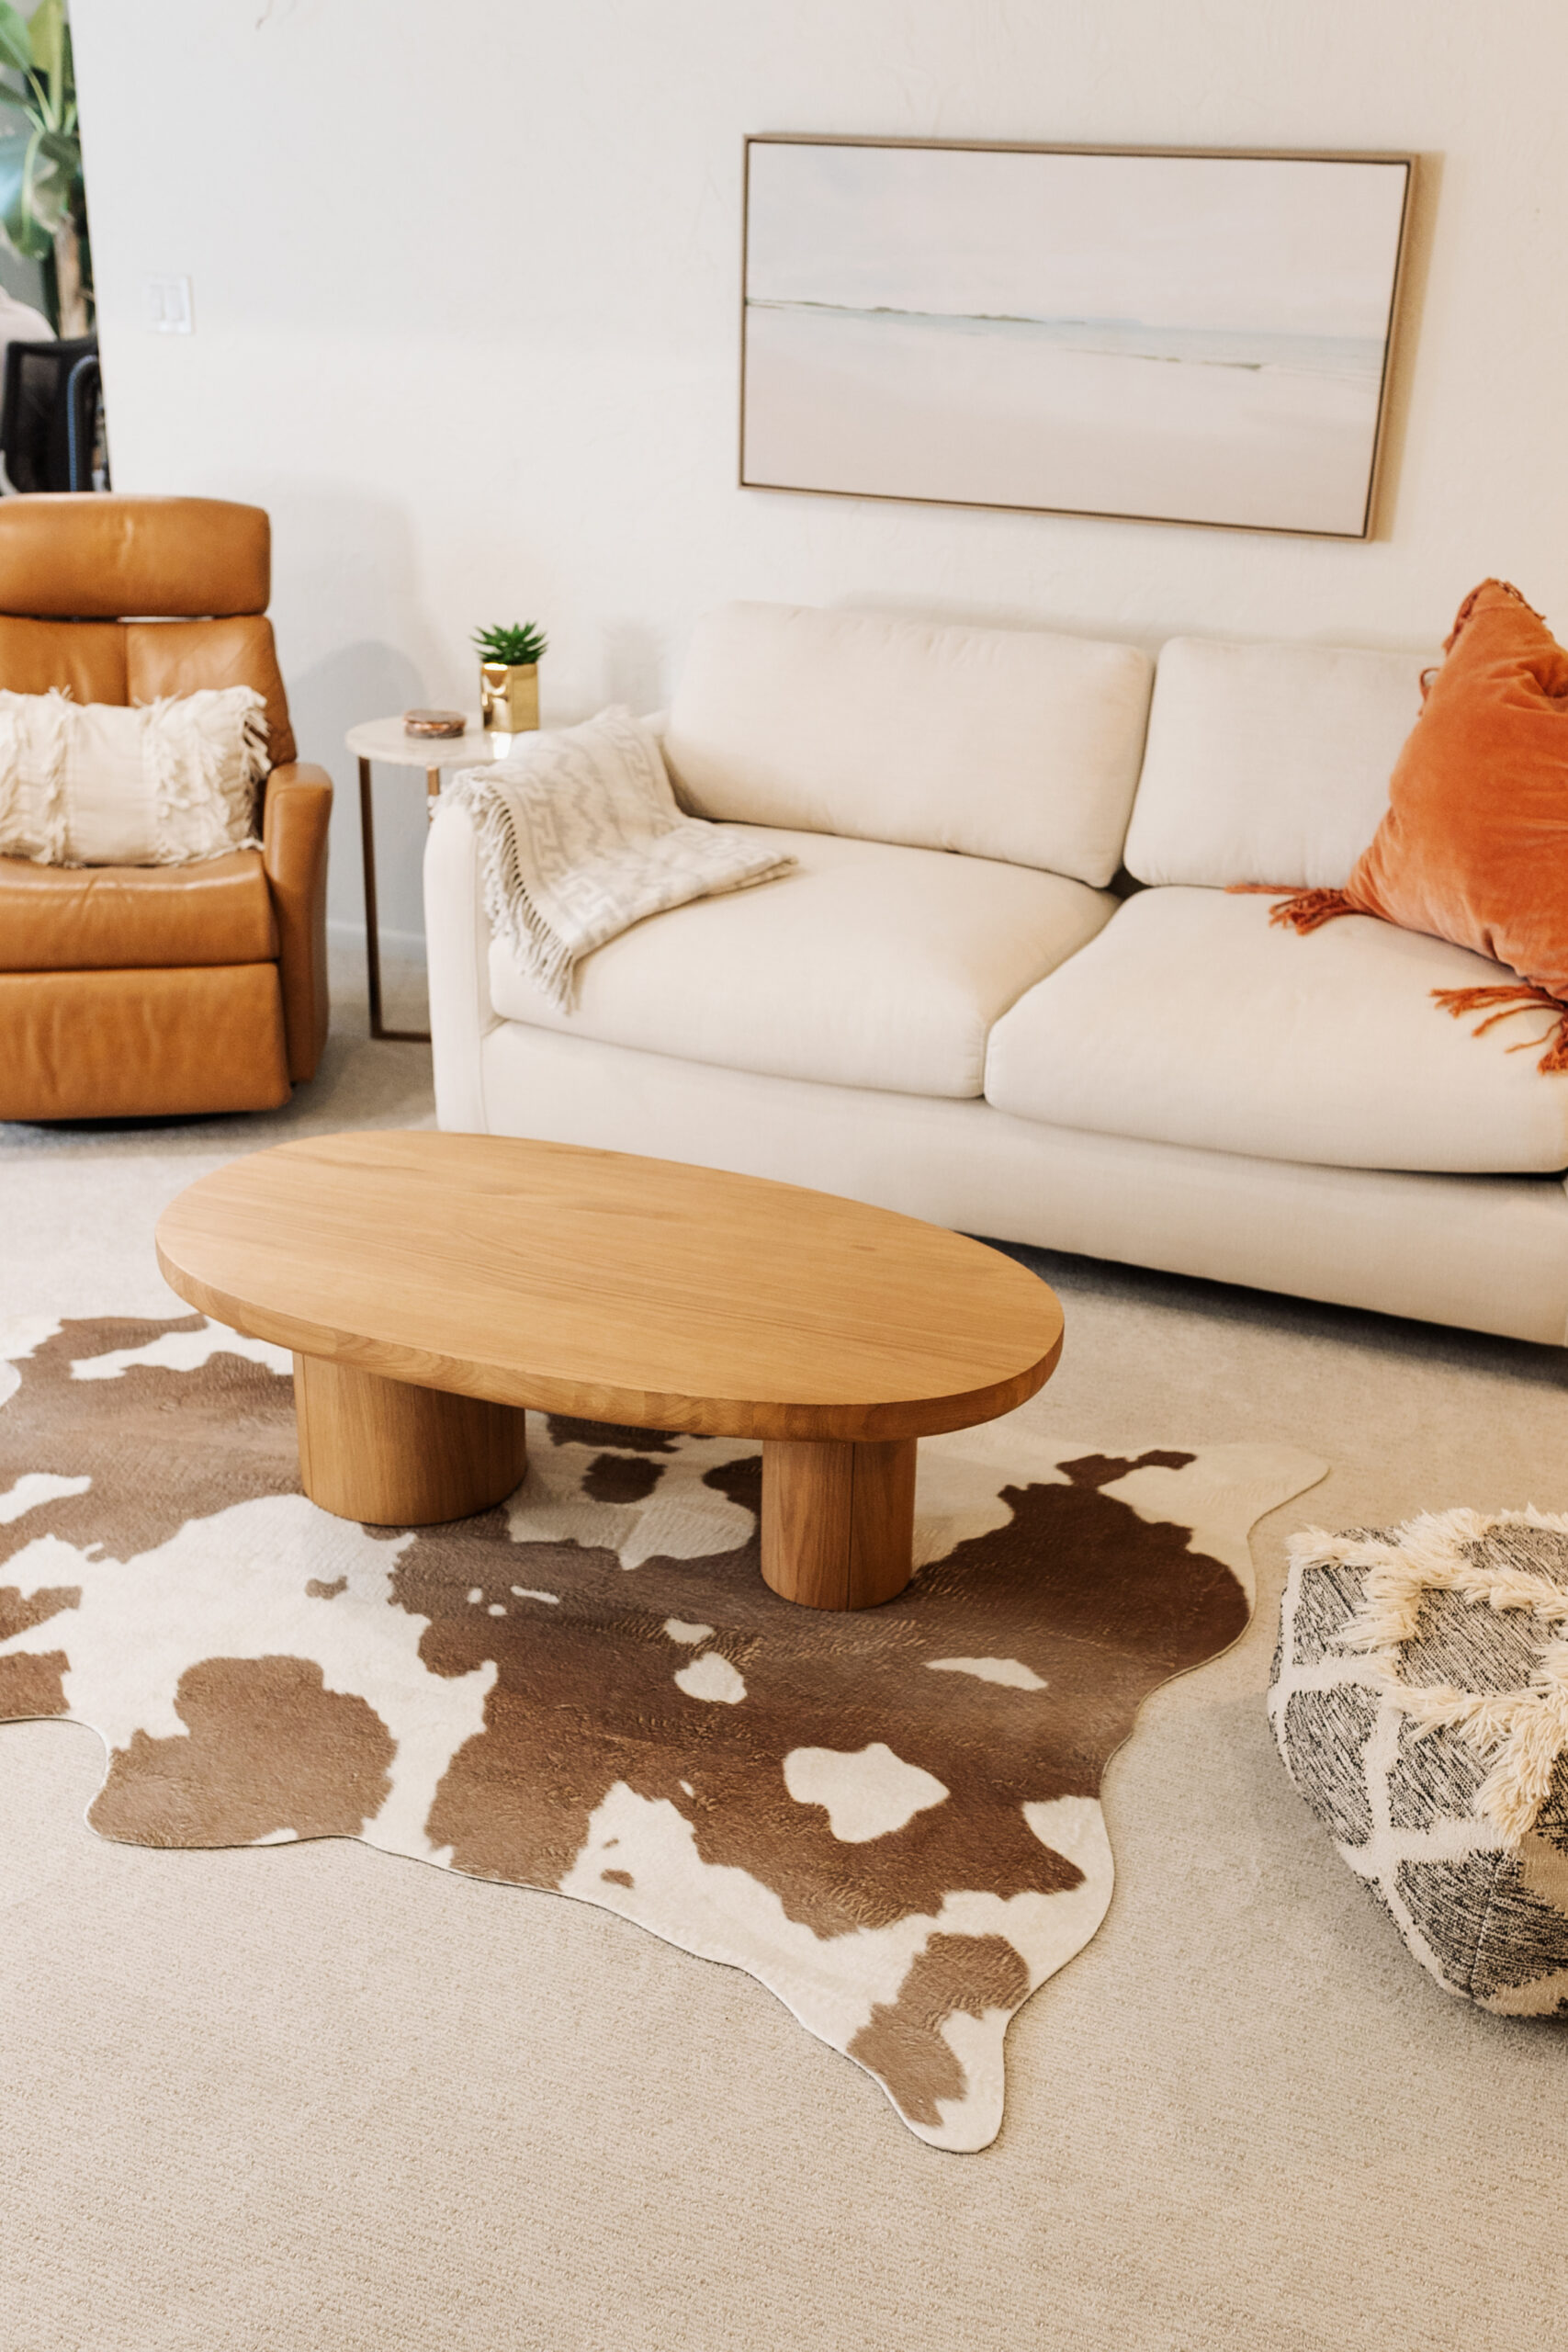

{"left": 344, "top": 713, "right": 515, "bottom": 770}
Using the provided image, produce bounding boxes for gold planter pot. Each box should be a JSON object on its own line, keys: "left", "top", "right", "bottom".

{"left": 479, "top": 662, "right": 540, "bottom": 734}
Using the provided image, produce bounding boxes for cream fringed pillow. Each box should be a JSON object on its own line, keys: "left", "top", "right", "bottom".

{"left": 0, "top": 685, "right": 269, "bottom": 866}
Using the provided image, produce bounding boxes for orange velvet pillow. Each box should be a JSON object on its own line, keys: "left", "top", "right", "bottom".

{"left": 1265, "top": 581, "right": 1568, "bottom": 1069}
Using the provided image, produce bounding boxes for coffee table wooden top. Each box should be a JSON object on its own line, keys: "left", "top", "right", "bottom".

{"left": 155, "top": 1132, "right": 1063, "bottom": 1444}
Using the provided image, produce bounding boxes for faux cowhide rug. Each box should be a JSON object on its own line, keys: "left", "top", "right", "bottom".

{"left": 0, "top": 1314, "right": 1325, "bottom": 2150}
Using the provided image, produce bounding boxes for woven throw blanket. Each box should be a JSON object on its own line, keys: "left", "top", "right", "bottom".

{"left": 450, "top": 707, "right": 795, "bottom": 1009}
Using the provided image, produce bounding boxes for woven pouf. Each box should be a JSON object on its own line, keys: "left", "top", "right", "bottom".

{"left": 1269, "top": 1508, "right": 1568, "bottom": 2015}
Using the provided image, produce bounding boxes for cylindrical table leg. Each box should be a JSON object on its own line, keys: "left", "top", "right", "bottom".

{"left": 761, "top": 1435, "right": 918, "bottom": 1610}
{"left": 294, "top": 1353, "right": 528, "bottom": 1525}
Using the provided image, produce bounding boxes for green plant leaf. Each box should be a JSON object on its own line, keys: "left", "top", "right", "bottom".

{"left": 0, "top": 82, "right": 74, "bottom": 276}
{"left": 28, "top": 0, "right": 63, "bottom": 85}
{"left": 2, "top": 198, "right": 51, "bottom": 257}
{"left": 17, "top": 118, "right": 70, "bottom": 236}
{"left": 0, "top": 122, "right": 49, "bottom": 254}
{"left": 473, "top": 621, "right": 548, "bottom": 665}
{"left": 0, "top": 3, "right": 30, "bottom": 77}
{"left": 17, "top": 118, "right": 72, "bottom": 240}
{"left": 18, "top": 119, "right": 40, "bottom": 222}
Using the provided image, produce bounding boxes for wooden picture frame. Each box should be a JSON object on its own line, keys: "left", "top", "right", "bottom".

{"left": 739, "top": 136, "right": 1415, "bottom": 540}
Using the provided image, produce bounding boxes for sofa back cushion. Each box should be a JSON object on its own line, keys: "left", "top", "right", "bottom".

{"left": 662, "top": 602, "right": 1154, "bottom": 888}
{"left": 1123, "top": 636, "right": 1438, "bottom": 888}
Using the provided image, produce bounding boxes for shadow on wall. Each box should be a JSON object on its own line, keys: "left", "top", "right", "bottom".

{"left": 260, "top": 487, "right": 452, "bottom": 950}
{"left": 296, "top": 622, "right": 675, "bottom": 953}
{"left": 601, "top": 619, "right": 667, "bottom": 717}
{"left": 289, "top": 637, "right": 425, "bottom": 945}
{"left": 267, "top": 503, "right": 672, "bottom": 949}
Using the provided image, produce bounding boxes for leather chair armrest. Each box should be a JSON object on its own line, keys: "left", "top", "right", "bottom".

{"left": 263, "top": 761, "right": 333, "bottom": 1081}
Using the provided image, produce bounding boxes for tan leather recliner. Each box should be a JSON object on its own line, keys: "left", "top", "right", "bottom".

{"left": 0, "top": 493, "right": 331, "bottom": 1120}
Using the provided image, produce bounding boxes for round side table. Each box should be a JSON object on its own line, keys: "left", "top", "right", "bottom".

{"left": 345, "top": 715, "right": 508, "bottom": 1043}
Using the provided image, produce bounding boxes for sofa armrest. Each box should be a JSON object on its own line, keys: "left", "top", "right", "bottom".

{"left": 263, "top": 761, "right": 332, "bottom": 1082}
{"left": 424, "top": 795, "right": 497, "bottom": 1132}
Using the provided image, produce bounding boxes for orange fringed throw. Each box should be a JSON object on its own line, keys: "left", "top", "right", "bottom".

{"left": 1238, "top": 580, "right": 1568, "bottom": 1074}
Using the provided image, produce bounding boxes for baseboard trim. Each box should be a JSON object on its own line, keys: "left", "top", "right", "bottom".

{"left": 329, "top": 920, "right": 427, "bottom": 960}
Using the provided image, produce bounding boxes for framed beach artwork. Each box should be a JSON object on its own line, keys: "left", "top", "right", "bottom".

{"left": 739, "top": 139, "right": 1414, "bottom": 538}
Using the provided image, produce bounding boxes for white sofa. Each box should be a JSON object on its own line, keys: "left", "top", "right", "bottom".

{"left": 424, "top": 602, "right": 1568, "bottom": 1349}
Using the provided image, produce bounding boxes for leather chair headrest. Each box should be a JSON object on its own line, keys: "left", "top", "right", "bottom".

{"left": 0, "top": 493, "right": 271, "bottom": 618}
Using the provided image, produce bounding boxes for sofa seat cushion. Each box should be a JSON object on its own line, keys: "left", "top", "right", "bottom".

{"left": 0, "top": 848, "right": 277, "bottom": 971}
{"left": 663, "top": 602, "right": 1154, "bottom": 887}
{"left": 488, "top": 826, "right": 1115, "bottom": 1099}
{"left": 984, "top": 886, "right": 1568, "bottom": 1173}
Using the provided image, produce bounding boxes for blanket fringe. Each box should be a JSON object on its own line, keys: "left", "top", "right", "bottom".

{"left": 457, "top": 775, "right": 579, "bottom": 1010}
{"left": 1431, "top": 984, "right": 1568, "bottom": 1074}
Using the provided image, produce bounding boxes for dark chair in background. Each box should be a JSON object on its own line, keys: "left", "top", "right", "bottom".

{"left": 66, "top": 349, "right": 104, "bottom": 491}
{"left": 1, "top": 334, "right": 107, "bottom": 493}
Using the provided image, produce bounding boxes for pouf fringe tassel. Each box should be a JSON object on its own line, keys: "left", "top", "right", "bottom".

{"left": 1358, "top": 1644, "right": 1568, "bottom": 1845}
{"left": 1289, "top": 1510, "right": 1568, "bottom": 1844}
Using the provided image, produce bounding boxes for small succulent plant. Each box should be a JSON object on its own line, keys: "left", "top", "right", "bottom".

{"left": 473, "top": 621, "right": 548, "bottom": 667}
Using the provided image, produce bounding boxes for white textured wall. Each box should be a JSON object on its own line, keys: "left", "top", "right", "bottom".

{"left": 70, "top": 0, "right": 1568, "bottom": 941}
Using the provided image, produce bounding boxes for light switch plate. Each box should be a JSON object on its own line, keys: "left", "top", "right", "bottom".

{"left": 144, "top": 276, "right": 193, "bottom": 333}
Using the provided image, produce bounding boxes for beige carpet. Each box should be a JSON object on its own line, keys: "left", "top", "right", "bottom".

{"left": 2, "top": 955, "right": 1564, "bottom": 2348}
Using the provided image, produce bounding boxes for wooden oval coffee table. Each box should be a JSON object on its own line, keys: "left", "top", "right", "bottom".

{"left": 155, "top": 1133, "right": 1063, "bottom": 1610}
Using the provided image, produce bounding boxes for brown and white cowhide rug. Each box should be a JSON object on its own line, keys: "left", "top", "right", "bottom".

{"left": 0, "top": 1315, "right": 1324, "bottom": 2151}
